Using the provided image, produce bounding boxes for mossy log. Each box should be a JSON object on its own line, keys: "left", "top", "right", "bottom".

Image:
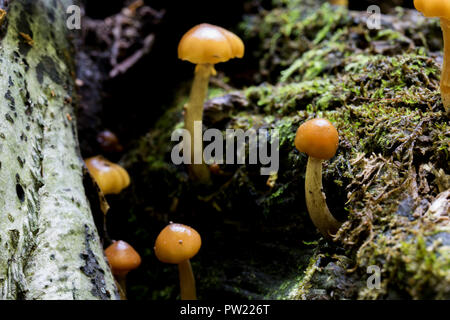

{"left": 0, "top": 0, "right": 118, "bottom": 299}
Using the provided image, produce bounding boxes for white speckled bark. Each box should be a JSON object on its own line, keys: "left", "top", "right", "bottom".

{"left": 0, "top": 0, "right": 119, "bottom": 300}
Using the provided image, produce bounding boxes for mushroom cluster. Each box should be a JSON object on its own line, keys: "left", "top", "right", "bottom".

{"left": 178, "top": 23, "right": 244, "bottom": 183}
{"left": 154, "top": 223, "right": 201, "bottom": 300}
{"left": 295, "top": 118, "right": 341, "bottom": 239}
{"left": 414, "top": 0, "right": 450, "bottom": 115}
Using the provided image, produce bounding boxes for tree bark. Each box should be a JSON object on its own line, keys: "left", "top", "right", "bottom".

{"left": 0, "top": 0, "right": 119, "bottom": 300}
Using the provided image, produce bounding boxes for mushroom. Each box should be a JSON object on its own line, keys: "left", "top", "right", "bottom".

{"left": 154, "top": 223, "right": 201, "bottom": 300}
{"left": 97, "top": 130, "right": 124, "bottom": 153}
{"left": 329, "top": 0, "right": 348, "bottom": 6}
{"left": 105, "top": 240, "right": 141, "bottom": 297}
{"left": 178, "top": 23, "right": 244, "bottom": 183}
{"left": 414, "top": 0, "right": 450, "bottom": 115}
{"left": 85, "top": 155, "right": 130, "bottom": 195}
{"left": 295, "top": 118, "right": 341, "bottom": 239}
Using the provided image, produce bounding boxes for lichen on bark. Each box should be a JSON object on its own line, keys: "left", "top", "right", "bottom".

{"left": 0, "top": 0, "right": 118, "bottom": 300}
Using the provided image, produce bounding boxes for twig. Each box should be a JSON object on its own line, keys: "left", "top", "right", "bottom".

{"left": 109, "top": 33, "right": 155, "bottom": 78}
{"left": 209, "top": 77, "right": 234, "bottom": 91}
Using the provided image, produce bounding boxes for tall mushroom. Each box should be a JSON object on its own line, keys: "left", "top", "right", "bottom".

{"left": 154, "top": 223, "right": 201, "bottom": 300}
{"left": 295, "top": 118, "right": 341, "bottom": 239}
{"left": 105, "top": 240, "right": 142, "bottom": 298}
{"left": 178, "top": 23, "right": 245, "bottom": 183}
{"left": 414, "top": 0, "right": 450, "bottom": 115}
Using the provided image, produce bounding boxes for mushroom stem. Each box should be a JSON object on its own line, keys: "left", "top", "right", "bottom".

{"left": 178, "top": 259, "right": 197, "bottom": 300}
{"left": 305, "top": 157, "right": 341, "bottom": 239}
{"left": 185, "top": 63, "right": 213, "bottom": 183}
{"left": 115, "top": 275, "right": 127, "bottom": 300}
{"left": 440, "top": 18, "right": 450, "bottom": 115}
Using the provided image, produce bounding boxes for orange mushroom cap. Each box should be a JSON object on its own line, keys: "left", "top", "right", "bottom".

{"left": 154, "top": 223, "right": 201, "bottom": 264}
{"left": 97, "top": 130, "right": 124, "bottom": 153}
{"left": 295, "top": 118, "right": 339, "bottom": 160}
{"left": 329, "top": 0, "right": 348, "bottom": 6}
{"left": 414, "top": 0, "right": 450, "bottom": 18}
{"left": 178, "top": 23, "right": 244, "bottom": 65}
{"left": 85, "top": 156, "right": 130, "bottom": 195}
{"left": 105, "top": 240, "right": 141, "bottom": 276}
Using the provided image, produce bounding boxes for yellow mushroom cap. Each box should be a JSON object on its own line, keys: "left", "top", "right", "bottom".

{"left": 105, "top": 240, "right": 141, "bottom": 277}
{"left": 295, "top": 118, "right": 339, "bottom": 160}
{"left": 329, "top": 0, "right": 348, "bottom": 6}
{"left": 178, "top": 23, "right": 244, "bottom": 65}
{"left": 85, "top": 156, "right": 130, "bottom": 195}
{"left": 154, "top": 223, "right": 201, "bottom": 264}
{"left": 414, "top": 0, "right": 450, "bottom": 18}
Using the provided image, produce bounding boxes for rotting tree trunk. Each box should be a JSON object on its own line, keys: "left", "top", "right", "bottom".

{"left": 0, "top": 0, "right": 119, "bottom": 299}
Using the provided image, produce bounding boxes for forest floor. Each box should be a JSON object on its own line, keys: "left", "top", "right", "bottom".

{"left": 78, "top": 0, "right": 450, "bottom": 300}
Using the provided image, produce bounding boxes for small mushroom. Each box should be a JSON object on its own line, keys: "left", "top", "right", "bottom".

{"left": 330, "top": 0, "right": 348, "bottom": 7}
{"left": 85, "top": 156, "right": 130, "bottom": 195}
{"left": 178, "top": 23, "right": 244, "bottom": 183}
{"left": 97, "top": 130, "right": 124, "bottom": 153}
{"left": 105, "top": 240, "right": 141, "bottom": 298}
{"left": 414, "top": 0, "right": 450, "bottom": 115}
{"left": 295, "top": 118, "right": 341, "bottom": 239}
{"left": 329, "top": 0, "right": 348, "bottom": 6}
{"left": 154, "top": 223, "right": 201, "bottom": 300}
